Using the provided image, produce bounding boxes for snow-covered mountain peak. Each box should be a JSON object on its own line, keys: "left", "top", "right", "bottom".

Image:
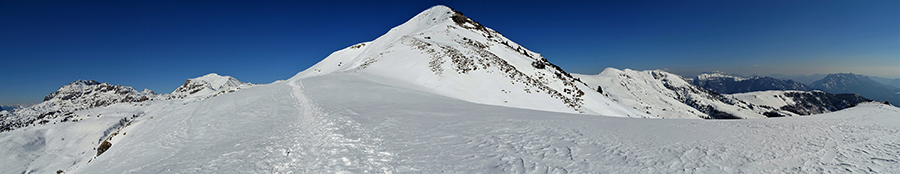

{"left": 292, "top": 5, "right": 644, "bottom": 116}
{"left": 43, "top": 80, "right": 155, "bottom": 102}
{"left": 169, "top": 73, "right": 249, "bottom": 99}
{"left": 191, "top": 73, "right": 243, "bottom": 91}
{"left": 2, "top": 80, "right": 158, "bottom": 132}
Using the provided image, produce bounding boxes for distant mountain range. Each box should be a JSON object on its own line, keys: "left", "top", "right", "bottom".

{"left": 689, "top": 72, "right": 899, "bottom": 107}
{"left": 768, "top": 73, "right": 900, "bottom": 88}
{"left": 809, "top": 73, "right": 899, "bottom": 106}
{"left": 690, "top": 72, "right": 813, "bottom": 94}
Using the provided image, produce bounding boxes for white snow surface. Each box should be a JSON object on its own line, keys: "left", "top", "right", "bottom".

{"left": 4, "top": 73, "right": 900, "bottom": 173}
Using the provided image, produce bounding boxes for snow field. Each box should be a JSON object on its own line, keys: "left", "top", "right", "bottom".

{"left": 4, "top": 72, "right": 899, "bottom": 173}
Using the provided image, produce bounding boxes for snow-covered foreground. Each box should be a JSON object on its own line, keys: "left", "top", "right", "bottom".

{"left": 3, "top": 73, "right": 892, "bottom": 173}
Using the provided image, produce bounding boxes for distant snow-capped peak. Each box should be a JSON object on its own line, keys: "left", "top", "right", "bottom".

{"left": 169, "top": 73, "right": 250, "bottom": 99}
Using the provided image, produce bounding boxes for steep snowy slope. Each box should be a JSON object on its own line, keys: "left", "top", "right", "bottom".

{"left": 41, "top": 73, "right": 898, "bottom": 173}
{"left": 292, "top": 5, "right": 645, "bottom": 117}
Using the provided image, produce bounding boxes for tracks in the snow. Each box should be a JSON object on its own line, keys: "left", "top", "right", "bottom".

{"left": 284, "top": 79, "right": 393, "bottom": 173}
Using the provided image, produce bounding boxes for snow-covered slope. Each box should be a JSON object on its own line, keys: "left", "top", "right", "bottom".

{"left": 574, "top": 68, "right": 869, "bottom": 119}
{"left": 0, "top": 73, "right": 254, "bottom": 173}
{"left": 292, "top": 5, "right": 645, "bottom": 117}
{"left": 6, "top": 73, "right": 898, "bottom": 173}
{"left": 575, "top": 68, "right": 772, "bottom": 119}
{"left": 733, "top": 90, "right": 870, "bottom": 116}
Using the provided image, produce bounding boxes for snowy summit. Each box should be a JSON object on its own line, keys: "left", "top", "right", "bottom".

{"left": 295, "top": 5, "right": 644, "bottom": 117}
{"left": 168, "top": 73, "right": 250, "bottom": 100}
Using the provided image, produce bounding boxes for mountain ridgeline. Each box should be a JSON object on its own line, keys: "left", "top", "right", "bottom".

{"left": 810, "top": 73, "right": 900, "bottom": 106}
{"left": 691, "top": 72, "right": 813, "bottom": 94}
{"left": 0, "top": 73, "right": 251, "bottom": 132}
{"left": 575, "top": 69, "right": 871, "bottom": 119}
{"left": 689, "top": 72, "right": 896, "bottom": 107}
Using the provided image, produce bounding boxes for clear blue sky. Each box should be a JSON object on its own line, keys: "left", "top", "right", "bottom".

{"left": 2, "top": 0, "right": 898, "bottom": 104}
